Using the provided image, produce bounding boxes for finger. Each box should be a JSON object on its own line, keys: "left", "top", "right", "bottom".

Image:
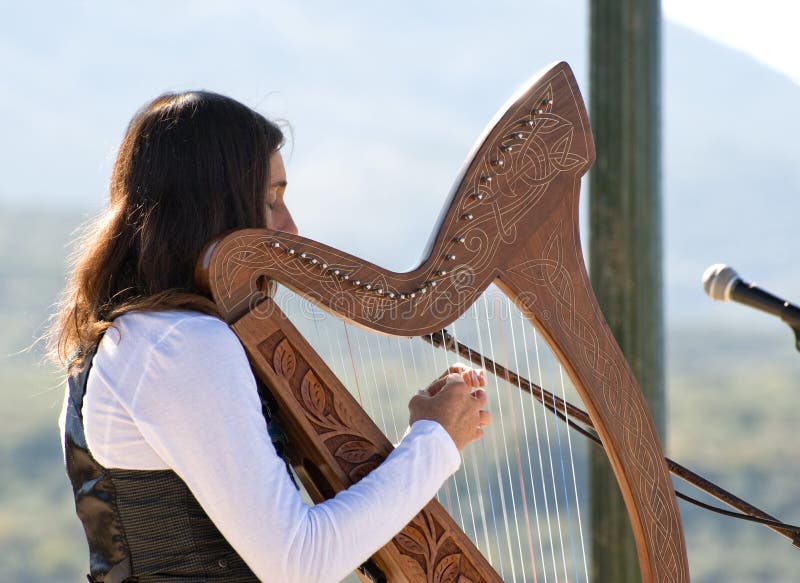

{"left": 424, "top": 376, "right": 449, "bottom": 397}
{"left": 473, "top": 426, "right": 484, "bottom": 441}
{"left": 439, "top": 375, "right": 470, "bottom": 396}
{"left": 478, "top": 409, "right": 492, "bottom": 427}
{"left": 460, "top": 369, "right": 481, "bottom": 388}
{"left": 427, "top": 369, "right": 469, "bottom": 395}
{"left": 472, "top": 388, "right": 488, "bottom": 407}
{"left": 477, "top": 369, "right": 486, "bottom": 387}
{"left": 439, "top": 363, "right": 468, "bottom": 380}
{"left": 443, "top": 372, "right": 468, "bottom": 387}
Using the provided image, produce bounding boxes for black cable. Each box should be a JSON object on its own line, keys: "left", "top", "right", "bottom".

{"left": 426, "top": 329, "right": 800, "bottom": 542}
{"left": 544, "top": 401, "right": 800, "bottom": 536}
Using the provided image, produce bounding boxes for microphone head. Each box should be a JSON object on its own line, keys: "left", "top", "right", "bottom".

{"left": 702, "top": 264, "right": 741, "bottom": 301}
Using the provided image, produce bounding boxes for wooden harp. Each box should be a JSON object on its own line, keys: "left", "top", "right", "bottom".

{"left": 196, "top": 62, "right": 690, "bottom": 582}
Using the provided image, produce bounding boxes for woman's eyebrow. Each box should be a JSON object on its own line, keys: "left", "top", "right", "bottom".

{"left": 270, "top": 179, "right": 288, "bottom": 188}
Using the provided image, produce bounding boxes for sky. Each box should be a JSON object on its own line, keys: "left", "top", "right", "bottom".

{"left": 1, "top": 0, "right": 798, "bottom": 327}
{"left": 2, "top": 1, "right": 795, "bottom": 226}
{"left": 664, "top": 0, "right": 800, "bottom": 86}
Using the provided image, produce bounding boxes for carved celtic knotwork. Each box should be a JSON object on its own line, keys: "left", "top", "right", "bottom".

{"left": 506, "top": 224, "right": 684, "bottom": 580}
{"left": 206, "top": 67, "right": 593, "bottom": 336}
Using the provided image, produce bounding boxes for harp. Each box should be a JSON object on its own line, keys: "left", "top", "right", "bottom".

{"left": 196, "top": 62, "right": 690, "bottom": 582}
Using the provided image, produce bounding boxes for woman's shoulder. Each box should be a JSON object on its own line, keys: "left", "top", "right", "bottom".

{"left": 102, "top": 310, "right": 242, "bottom": 362}
{"left": 94, "top": 310, "right": 253, "bottom": 406}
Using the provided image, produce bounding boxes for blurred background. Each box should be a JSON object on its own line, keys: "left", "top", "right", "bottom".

{"left": 1, "top": 0, "right": 798, "bottom": 580}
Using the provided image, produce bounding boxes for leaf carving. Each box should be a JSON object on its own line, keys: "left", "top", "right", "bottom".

{"left": 399, "top": 554, "right": 427, "bottom": 582}
{"left": 272, "top": 338, "right": 296, "bottom": 379}
{"left": 348, "top": 460, "right": 379, "bottom": 483}
{"left": 395, "top": 524, "right": 429, "bottom": 557}
{"left": 433, "top": 553, "right": 462, "bottom": 583}
{"left": 334, "top": 439, "right": 377, "bottom": 464}
{"left": 300, "top": 370, "right": 327, "bottom": 418}
{"left": 332, "top": 395, "right": 357, "bottom": 429}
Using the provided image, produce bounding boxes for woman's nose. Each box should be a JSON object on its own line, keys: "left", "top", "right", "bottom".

{"left": 271, "top": 207, "right": 298, "bottom": 235}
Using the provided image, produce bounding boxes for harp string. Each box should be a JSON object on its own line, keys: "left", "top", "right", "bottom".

{"left": 427, "top": 335, "right": 457, "bottom": 514}
{"left": 531, "top": 323, "right": 563, "bottom": 580}
{"left": 437, "top": 331, "right": 470, "bottom": 532}
{"left": 506, "top": 298, "right": 546, "bottom": 583}
{"left": 530, "top": 314, "right": 570, "bottom": 582}
{"left": 452, "top": 320, "right": 500, "bottom": 566}
{"left": 518, "top": 303, "right": 557, "bottom": 583}
{"left": 545, "top": 343, "right": 574, "bottom": 583}
{"left": 274, "top": 286, "right": 591, "bottom": 582}
{"left": 481, "top": 294, "right": 525, "bottom": 583}
{"left": 448, "top": 322, "right": 482, "bottom": 547}
{"left": 361, "top": 332, "right": 390, "bottom": 439}
{"left": 557, "top": 363, "right": 589, "bottom": 583}
{"left": 371, "top": 334, "right": 401, "bottom": 443}
{"left": 472, "top": 298, "right": 510, "bottom": 580}
{"left": 498, "top": 297, "right": 541, "bottom": 582}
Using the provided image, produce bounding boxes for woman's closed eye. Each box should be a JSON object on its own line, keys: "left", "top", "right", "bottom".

{"left": 267, "top": 182, "right": 287, "bottom": 210}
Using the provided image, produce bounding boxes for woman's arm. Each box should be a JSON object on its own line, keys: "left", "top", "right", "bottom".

{"left": 128, "top": 314, "right": 462, "bottom": 583}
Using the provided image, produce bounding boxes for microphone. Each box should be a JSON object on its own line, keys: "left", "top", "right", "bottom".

{"left": 703, "top": 264, "right": 800, "bottom": 351}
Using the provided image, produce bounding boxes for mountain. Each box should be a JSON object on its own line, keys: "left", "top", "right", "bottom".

{"left": 663, "top": 25, "right": 800, "bottom": 327}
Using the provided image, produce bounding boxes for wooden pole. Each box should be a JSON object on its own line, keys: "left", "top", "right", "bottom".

{"left": 588, "top": 0, "right": 663, "bottom": 580}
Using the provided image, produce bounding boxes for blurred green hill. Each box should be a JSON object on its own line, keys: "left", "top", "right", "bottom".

{"left": 2, "top": 204, "right": 799, "bottom": 582}
{"left": 1, "top": 205, "right": 90, "bottom": 582}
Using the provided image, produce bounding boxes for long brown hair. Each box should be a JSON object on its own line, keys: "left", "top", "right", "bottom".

{"left": 48, "top": 91, "right": 284, "bottom": 371}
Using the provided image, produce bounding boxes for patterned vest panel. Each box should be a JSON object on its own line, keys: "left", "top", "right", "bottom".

{"left": 63, "top": 350, "right": 260, "bottom": 583}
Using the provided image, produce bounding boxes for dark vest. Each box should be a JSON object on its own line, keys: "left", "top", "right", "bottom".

{"left": 64, "top": 350, "right": 263, "bottom": 582}
{"left": 64, "top": 348, "right": 386, "bottom": 583}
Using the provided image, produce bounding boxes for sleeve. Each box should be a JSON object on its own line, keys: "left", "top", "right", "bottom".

{"left": 128, "top": 316, "right": 461, "bottom": 583}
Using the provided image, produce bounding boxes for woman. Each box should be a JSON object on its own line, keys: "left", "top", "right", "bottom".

{"left": 50, "top": 91, "right": 491, "bottom": 582}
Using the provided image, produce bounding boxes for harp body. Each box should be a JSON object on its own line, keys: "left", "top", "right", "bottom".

{"left": 196, "top": 62, "right": 689, "bottom": 582}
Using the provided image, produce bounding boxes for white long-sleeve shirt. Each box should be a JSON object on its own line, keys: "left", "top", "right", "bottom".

{"left": 59, "top": 310, "right": 461, "bottom": 583}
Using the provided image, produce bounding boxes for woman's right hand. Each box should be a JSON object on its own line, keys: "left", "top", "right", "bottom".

{"left": 408, "top": 364, "right": 492, "bottom": 451}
